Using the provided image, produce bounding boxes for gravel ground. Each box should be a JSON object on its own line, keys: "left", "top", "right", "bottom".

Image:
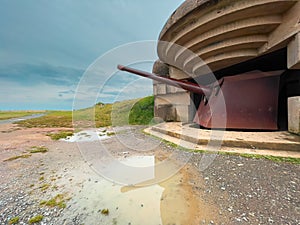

{"left": 191, "top": 153, "right": 300, "bottom": 225}
{"left": 0, "top": 124, "right": 299, "bottom": 225}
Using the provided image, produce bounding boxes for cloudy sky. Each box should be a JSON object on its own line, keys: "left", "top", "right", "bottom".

{"left": 0, "top": 0, "right": 183, "bottom": 110}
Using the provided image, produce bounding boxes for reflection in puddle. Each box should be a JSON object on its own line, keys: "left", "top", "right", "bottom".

{"left": 62, "top": 155, "right": 220, "bottom": 224}
{"left": 62, "top": 129, "right": 111, "bottom": 142}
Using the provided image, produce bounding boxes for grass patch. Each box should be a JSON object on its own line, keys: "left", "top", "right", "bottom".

{"left": 16, "top": 111, "right": 72, "bottom": 128}
{"left": 15, "top": 96, "right": 154, "bottom": 128}
{"left": 29, "top": 146, "right": 48, "bottom": 153}
{"left": 8, "top": 216, "right": 19, "bottom": 224}
{"left": 40, "top": 194, "right": 68, "bottom": 209}
{"left": 100, "top": 208, "right": 109, "bottom": 215}
{"left": 0, "top": 111, "right": 44, "bottom": 120}
{"left": 3, "top": 154, "right": 32, "bottom": 162}
{"left": 47, "top": 131, "right": 74, "bottom": 140}
{"left": 128, "top": 96, "right": 154, "bottom": 125}
{"left": 107, "top": 132, "right": 116, "bottom": 136}
{"left": 144, "top": 131, "right": 300, "bottom": 165}
{"left": 28, "top": 214, "right": 43, "bottom": 224}
{"left": 218, "top": 151, "right": 300, "bottom": 164}
{"left": 39, "top": 183, "right": 50, "bottom": 191}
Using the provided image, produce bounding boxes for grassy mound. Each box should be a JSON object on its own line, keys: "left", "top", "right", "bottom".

{"left": 15, "top": 96, "right": 154, "bottom": 128}
{"left": 129, "top": 96, "right": 154, "bottom": 125}
{"left": 16, "top": 111, "right": 72, "bottom": 128}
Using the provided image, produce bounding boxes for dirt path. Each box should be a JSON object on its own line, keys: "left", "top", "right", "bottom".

{"left": 0, "top": 124, "right": 299, "bottom": 225}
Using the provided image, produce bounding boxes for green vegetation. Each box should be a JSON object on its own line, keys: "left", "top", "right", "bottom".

{"left": 28, "top": 214, "right": 43, "bottom": 224}
{"left": 16, "top": 111, "right": 72, "bottom": 128}
{"left": 107, "top": 132, "right": 116, "bottom": 136}
{"left": 100, "top": 208, "right": 109, "bottom": 215}
{"left": 95, "top": 103, "right": 113, "bottom": 127}
{"left": 29, "top": 146, "right": 48, "bottom": 153}
{"left": 3, "top": 146, "right": 48, "bottom": 162}
{"left": 40, "top": 194, "right": 68, "bottom": 209}
{"left": 0, "top": 111, "right": 44, "bottom": 120}
{"left": 39, "top": 183, "right": 50, "bottom": 191}
{"left": 145, "top": 132, "right": 300, "bottom": 165}
{"left": 8, "top": 216, "right": 19, "bottom": 225}
{"left": 47, "top": 131, "right": 74, "bottom": 140}
{"left": 218, "top": 151, "right": 300, "bottom": 164}
{"left": 1, "top": 127, "right": 21, "bottom": 133}
{"left": 129, "top": 96, "right": 154, "bottom": 125}
{"left": 3, "top": 154, "right": 32, "bottom": 162}
{"left": 14, "top": 96, "right": 154, "bottom": 128}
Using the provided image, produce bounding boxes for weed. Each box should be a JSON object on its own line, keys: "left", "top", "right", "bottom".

{"left": 39, "top": 183, "right": 50, "bottom": 191}
{"left": 29, "top": 146, "right": 48, "bottom": 153}
{"left": 3, "top": 154, "right": 31, "bottom": 162}
{"left": 8, "top": 216, "right": 19, "bottom": 224}
{"left": 107, "top": 132, "right": 116, "bottom": 136}
{"left": 28, "top": 214, "right": 43, "bottom": 224}
{"left": 101, "top": 209, "right": 109, "bottom": 215}
{"left": 39, "top": 176, "right": 44, "bottom": 181}
{"left": 40, "top": 194, "right": 69, "bottom": 209}
{"left": 47, "top": 131, "right": 74, "bottom": 140}
{"left": 219, "top": 152, "right": 300, "bottom": 164}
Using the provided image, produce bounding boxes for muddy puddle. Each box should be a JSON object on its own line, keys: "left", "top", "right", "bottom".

{"left": 57, "top": 128, "right": 222, "bottom": 224}
{"left": 63, "top": 129, "right": 111, "bottom": 142}
{"left": 58, "top": 154, "right": 220, "bottom": 225}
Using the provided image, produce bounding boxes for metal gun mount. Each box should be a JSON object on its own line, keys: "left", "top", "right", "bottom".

{"left": 118, "top": 64, "right": 284, "bottom": 130}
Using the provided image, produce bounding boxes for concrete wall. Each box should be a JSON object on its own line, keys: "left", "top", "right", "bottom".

{"left": 288, "top": 96, "right": 300, "bottom": 135}
{"left": 153, "top": 80, "right": 195, "bottom": 123}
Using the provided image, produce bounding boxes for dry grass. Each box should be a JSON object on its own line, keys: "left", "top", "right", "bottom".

{"left": 3, "top": 154, "right": 32, "bottom": 162}
{"left": 29, "top": 146, "right": 48, "bottom": 153}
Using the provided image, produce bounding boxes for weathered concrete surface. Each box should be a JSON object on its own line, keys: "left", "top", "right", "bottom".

{"left": 154, "top": 84, "right": 194, "bottom": 123}
{"left": 158, "top": 0, "right": 300, "bottom": 75}
{"left": 288, "top": 96, "right": 300, "bottom": 135}
{"left": 145, "top": 122, "right": 300, "bottom": 158}
{"left": 288, "top": 32, "right": 300, "bottom": 69}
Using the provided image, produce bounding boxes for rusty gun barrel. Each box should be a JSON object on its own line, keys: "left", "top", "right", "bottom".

{"left": 117, "top": 64, "right": 211, "bottom": 95}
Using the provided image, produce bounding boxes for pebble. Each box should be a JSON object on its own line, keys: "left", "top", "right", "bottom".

{"left": 1, "top": 126, "right": 299, "bottom": 225}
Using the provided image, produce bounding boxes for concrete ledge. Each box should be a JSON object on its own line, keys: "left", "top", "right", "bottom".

{"left": 144, "top": 122, "right": 300, "bottom": 158}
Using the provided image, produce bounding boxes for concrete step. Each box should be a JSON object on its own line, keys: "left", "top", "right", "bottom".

{"left": 144, "top": 122, "right": 300, "bottom": 158}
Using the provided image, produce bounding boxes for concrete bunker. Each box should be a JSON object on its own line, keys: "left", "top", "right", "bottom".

{"left": 151, "top": 0, "right": 300, "bottom": 133}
